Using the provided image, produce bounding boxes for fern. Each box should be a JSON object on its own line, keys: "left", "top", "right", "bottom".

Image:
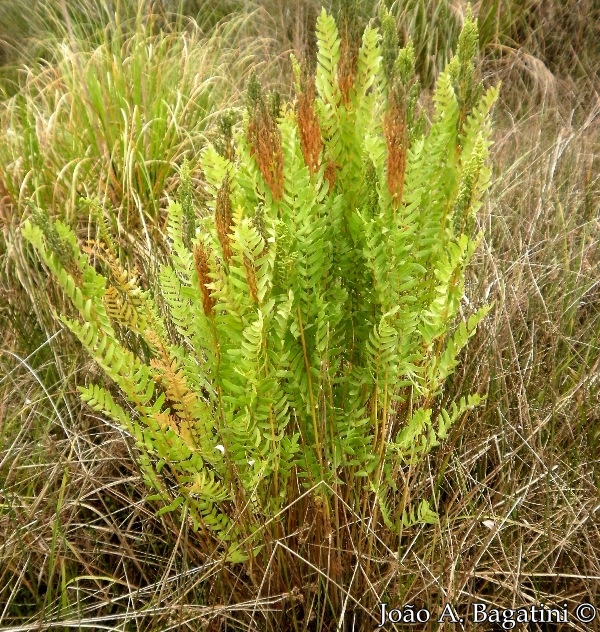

{"left": 23, "top": 8, "right": 496, "bottom": 559}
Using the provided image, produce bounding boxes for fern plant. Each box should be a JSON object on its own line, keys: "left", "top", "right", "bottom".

{"left": 23, "top": 6, "right": 496, "bottom": 568}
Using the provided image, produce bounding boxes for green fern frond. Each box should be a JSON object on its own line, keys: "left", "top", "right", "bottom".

{"left": 22, "top": 8, "right": 497, "bottom": 557}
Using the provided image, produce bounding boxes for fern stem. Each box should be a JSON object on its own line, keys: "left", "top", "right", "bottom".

{"left": 378, "top": 370, "right": 389, "bottom": 462}
{"left": 296, "top": 306, "right": 324, "bottom": 478}
{"left": 365, "top": 370, "right": 390, "bottom": 578}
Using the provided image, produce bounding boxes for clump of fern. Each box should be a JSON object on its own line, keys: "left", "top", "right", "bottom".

{"left": 22, "top": 5, "right": 497, "bottom": 624}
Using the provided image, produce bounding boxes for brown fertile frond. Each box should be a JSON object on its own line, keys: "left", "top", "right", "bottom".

{"left": 215, "top": 177, "right": 233, "bottom": 263}
{"left": 337, "top": 0, "right": 360, "bottom": 103}
{"left": 251, "top": 206, "right": 268, "bottom": 250}
{"left": 384, "top": 89, "right": 409, "bottom": 208}
{"left": 297, "top": 77, "right": 323, "bottom": 176}
{"left": 246, "top": 79, "right": 284, "bottom": 201}
{"left": 194, "top": 243, "right": 215, "bottom": 316}
{"left": 338, "top": 40, "right": 358, "bottom": 104}
{"left": 324, "top": 159, "right": 338, "bottom": 192}
{"left": 243, "top": 255, "right": 258, "bottom": 304}
{"left": 215, "top": 110, "right": 237, "bottom": 161}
